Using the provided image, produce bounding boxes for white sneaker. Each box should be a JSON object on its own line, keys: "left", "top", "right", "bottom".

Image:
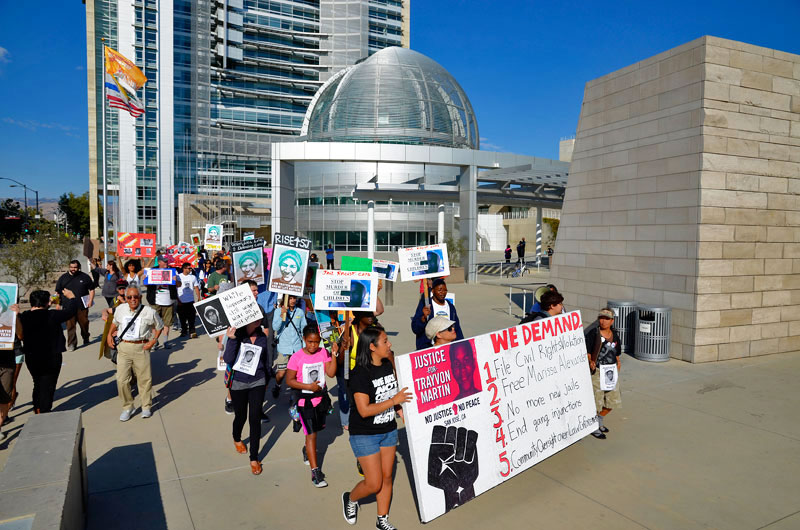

{"left": 141, "top": 408, "right": 152, "bottom": 419}
{"left": 120, "top": 408, "right": 135, "bottom": 422}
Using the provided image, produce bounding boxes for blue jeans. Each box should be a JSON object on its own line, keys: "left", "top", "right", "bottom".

{"left": 336, "top": 373, "right": 350, "bottom": 427}
{"left": 349, "top": 430, "right": 398, "bottom": 458}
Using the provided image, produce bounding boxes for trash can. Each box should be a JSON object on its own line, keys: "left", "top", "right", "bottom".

{"left": 607, "top": 300, "right": 637, "bottom": 355}
{"left": 634, "top": 305, "right": 671, "bottom": 362}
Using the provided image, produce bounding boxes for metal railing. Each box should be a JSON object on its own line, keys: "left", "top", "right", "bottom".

{"left": 500, "top": 282, "right": 546, "bottom": 317}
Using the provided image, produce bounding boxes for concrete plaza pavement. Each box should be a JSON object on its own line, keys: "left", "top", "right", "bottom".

{"left": 1, "top": 276, "right": 799, "bottom": 529}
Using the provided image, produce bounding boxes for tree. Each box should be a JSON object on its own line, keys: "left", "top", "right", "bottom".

{"left": 58, "top": 191, "right": 102, "bottom": 238}
{"left": 543, "top": 218, "right": 560, "bottom": 247}
{"left": 0, "top": 227, "right": 76, "bottom": 297}
{"left": 443, "top": 232, "right": 468, "bottom": 268}
{"left": 0, "top": 199, "right": 23, "bottom": 240}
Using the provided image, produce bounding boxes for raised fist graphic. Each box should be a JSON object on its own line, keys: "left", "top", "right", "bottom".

{"left": 427, "top": 425, "right": 479, "bottom": 512}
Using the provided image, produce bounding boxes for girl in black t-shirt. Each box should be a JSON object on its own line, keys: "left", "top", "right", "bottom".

{"left": 341, "top": 326, "right": 412, "bottom": 530}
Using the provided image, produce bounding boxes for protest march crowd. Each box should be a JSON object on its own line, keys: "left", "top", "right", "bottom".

{"left": 0, "top": 232, "right": 623, "bottom": 529}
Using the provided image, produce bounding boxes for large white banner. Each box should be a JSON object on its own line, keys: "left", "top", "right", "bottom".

{"left": 398, "top": 244, "right": 449, "bottom": 281}
{"left": 395, "top": 310, "right": 597, "bottom": 522}
{"left": 313, "top": 270, "right": 378, "bottom": 312}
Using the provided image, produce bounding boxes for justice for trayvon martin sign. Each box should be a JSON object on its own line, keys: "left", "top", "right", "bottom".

{"left": 394, "top": 310, "right": 597, "bottom": 522}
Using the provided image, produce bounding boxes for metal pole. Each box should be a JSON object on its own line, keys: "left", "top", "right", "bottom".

{"left": 101, "top": 40, "right": 109, "bottom": 261}
{"left": 367, "top": 200, "right": 375, "bottom": 258}
{"left": 437, "top": 204, "right": 444, "bottom": 243}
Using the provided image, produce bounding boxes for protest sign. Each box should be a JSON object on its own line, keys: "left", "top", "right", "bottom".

{"left": 264, "top": 247, "right": 273, "bottom": 270}
{"left": 217, "top": 284, "right": 263, "bottom": 328}
{"left": 190, "top": 233, "right": 202, "bottom": 246}
{"left": 373, "top": 259, "right": 399, "bottom": 281}
{"left": 341, "top": 256, "right": 373, "bottom": 272}
{"left": 194, "top": 296, "right": 230, "bottom": 338}
{"left": 268, "top": 233, "right": 311, "bottom": 297}
{"left": 313, "top": 269, "right": 378, "bottom": 312}
{"left": 395, "top": 310, "right": 597, "bottom": 522}
{"left": 117, "top": 232, "right": 157, "bottom": 258}
{"left": 232, "top": 248, "right": 265, "bottom": 286}
{"left": 204, "top": 224, "right": 224, "bottom": 251}
{"left": 398, "top": 243, "right": 449, "bottom": 281}
{"left": 143, "top": 268, "right": 176, "bottom": 286}
{"left": 229, "top": 238, "right": 266, "bottom": 253}
{"left": 243, "top": 231, "right": 255, "bottom": 240}
{"left": 165, "top": 244, "right": 198, "bottom": 268}
{"left": 0, "top": 283, "right": 18, "bottom": 349}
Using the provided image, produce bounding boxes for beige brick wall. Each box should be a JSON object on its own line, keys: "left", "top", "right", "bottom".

{"left": 551, "top": 36, "right": 800, "bottom": 362}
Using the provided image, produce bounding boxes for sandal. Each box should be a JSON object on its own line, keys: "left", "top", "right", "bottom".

{"left": 250, "top": 461, "right": 262, "bottom": 475}
{"left": 234, "top": 441, "right": 247, "bottom": 454}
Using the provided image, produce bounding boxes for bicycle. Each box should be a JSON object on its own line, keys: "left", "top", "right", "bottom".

{"left": 505, "top": 261, "right": 528, "bottom": 278}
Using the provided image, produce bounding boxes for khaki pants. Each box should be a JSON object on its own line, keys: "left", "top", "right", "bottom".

{"left": 116, "top": 341, "right": 153, "bottom": 411}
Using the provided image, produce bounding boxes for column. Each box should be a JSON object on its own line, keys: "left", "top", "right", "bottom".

{"left": 437, "top": 204, "right": 444, "bottom": 243}
{"left": 270, "top": 145, "right": 296, "bottom": 236}
{"left": 458, "top": 165, "right": 478, "bottom": 283}
{"left": 535, "top": 206, "right": 542, "bottom": 258}
{"left": 367, "top": 200, "right": 375, "bottom": 258}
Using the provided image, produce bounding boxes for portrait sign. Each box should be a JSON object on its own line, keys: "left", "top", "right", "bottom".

{"left": 117, "top": 232, "right": 157, "bottom": 258}
{"left": 0, "top": 283, "right": 18, "bottom": 350}
{"left": 313, "top": 269, "right": 378, "bottom": 312}
{"left": 373, "top": 259, "right": 399, "bottom": 282}
{"left": 313, "top": 303, "right": 346, "bottom": 352}
{"left": 395, "top": 310, "right": 597, "bottom": 522}
{"left": 190, "top": 233, "right": 202, "bottom": 246}
{"left": 204, "top": 224, "right": 224, "bottom": 251}
{"left": 398, "top": 243, "right": 450, "bottom": 281}
{"left": 193, "top": 296, "right": 230, "bottom": 338}
{"left": 268, "top": 233, "right": 311, "bottom": 297}
{"left": 232, "top": 248, "right": 265, "bottom": 287}
{"left": 143, "top": 268, "right": 176, "bottom": 286}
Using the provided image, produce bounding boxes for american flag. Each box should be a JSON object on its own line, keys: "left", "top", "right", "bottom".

{"left": 104, "top": 46, "right": 147, "bottom": 118}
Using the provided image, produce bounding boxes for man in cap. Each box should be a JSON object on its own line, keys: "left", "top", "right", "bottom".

{"left": 411, "top": 278, "right": 463, "bottom": 351}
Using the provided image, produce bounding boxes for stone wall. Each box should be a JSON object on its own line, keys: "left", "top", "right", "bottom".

{"left": 550, "top": 36, "right": 800, "bottom": 362}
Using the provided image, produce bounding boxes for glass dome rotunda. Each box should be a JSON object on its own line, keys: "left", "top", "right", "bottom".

{"left": 301, "top": 47, "right": 479, "bottom": 149}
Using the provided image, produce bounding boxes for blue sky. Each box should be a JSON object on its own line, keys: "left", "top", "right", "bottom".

{"left": 1, "top": 1, "right": 798, "bottom": 199}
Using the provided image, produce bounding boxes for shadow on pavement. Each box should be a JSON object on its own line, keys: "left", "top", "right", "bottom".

{"left": 54, "top": 370, "right": 117, "bottom": 413}
{"left": 87, "top": 442, "right": 167, "bottom": 530}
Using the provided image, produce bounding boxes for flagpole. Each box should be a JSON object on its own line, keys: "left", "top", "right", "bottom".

{"left": 101, "top": 39, "right": 109, "bottom": 264}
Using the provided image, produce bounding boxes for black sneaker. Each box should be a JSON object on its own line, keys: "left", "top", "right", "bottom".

{"left": 311, "top": 467, "right": 328, "bottom": 488}
{"left": 302, "top": 446, "right": 309, "bottom": 466}
{"left": 375, "top": 515, "right": 397, "bottom": 530}
{"left": 342, "top": 491, "right": 358, "bottom": 525}
{"left": 224, "top": 400, "right": 234, "bottom": 415}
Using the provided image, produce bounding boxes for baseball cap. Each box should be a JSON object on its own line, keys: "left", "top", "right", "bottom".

{"left": 598, "top": 309, "right": 615, "bottom": 319}
{"left": 425, "top": 315, "right": 456, "bottom": 341}
{"left": 115, "top": 279, "right": 129, "bottom": 288}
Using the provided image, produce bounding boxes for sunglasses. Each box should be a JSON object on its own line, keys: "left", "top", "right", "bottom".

{"left": 126, "top": 295, "right": 141, "bottom": 300}
{"left": 445, "top": 325, "right": 455, "bottom": 332}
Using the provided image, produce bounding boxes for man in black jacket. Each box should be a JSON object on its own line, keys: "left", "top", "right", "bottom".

{"left": 16, "top": 288, "right": 78, "bottom": 413}
{"left": 54, "top": 260, "right": 95, "bottom": 350}
{"left": 145, "top": 260, "right": 178, "bottom": 349}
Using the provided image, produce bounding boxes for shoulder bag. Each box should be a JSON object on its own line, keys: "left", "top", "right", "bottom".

{"left": 110, "top": 305, "right": 145, "bottom": 364}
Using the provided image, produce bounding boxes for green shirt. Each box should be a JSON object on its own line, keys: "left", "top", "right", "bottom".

{"left": 206, "top": 271, "right": 229, "bottom": 292}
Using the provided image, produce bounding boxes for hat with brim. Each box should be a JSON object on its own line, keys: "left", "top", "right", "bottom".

{"left": 598, "top": 309, "right": 615, "bottom": 319}
{"left": 425, "top": 315, "right": 456, "bottom": 341}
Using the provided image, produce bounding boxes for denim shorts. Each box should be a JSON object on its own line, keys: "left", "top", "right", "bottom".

{"left": 349, "top": 430, "right": 398, "bottom": 458}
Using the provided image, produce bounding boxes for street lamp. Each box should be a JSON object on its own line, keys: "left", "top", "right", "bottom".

{"left": 0, "top": 177, "right": 39, "bottom": 233}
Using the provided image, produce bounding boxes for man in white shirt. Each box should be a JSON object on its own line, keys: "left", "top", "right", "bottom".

{"left": 107, "top": 286, "right": 164, "bottom": 421}
{"left": 176, "top": 262, "right": 201, "bottom": 338}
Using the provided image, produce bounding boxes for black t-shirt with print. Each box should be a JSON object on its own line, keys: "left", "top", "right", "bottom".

{"left": 348, "top": 359, "right": 398, "bottom": 435}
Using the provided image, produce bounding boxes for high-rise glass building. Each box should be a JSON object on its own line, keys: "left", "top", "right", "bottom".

{"left": 85, "top": 0, "right": 410, "bottom": 244}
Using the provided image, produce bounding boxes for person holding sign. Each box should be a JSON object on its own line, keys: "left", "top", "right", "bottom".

{"left": 342, "top": 326, "right": 412, "bottom": 529}
{"left": 176, "top": 262, "right": 201, "bottom": 339}
{"left": 520, "top": 290, "right": 564, "bottom": 324}
{"left": 107, "top": 286, "right": 164, "bottom": 421}
{"left": 271, "top": 295, "right": 307, "bottom": 400}
{"left": 424, "top": 316, "right": 457, "bottom": 347}
{"left": 223, "top": 318, "right": 270, "bottom": 475}
{"left": 410, "top": 278, "right": 463, "bottom": 351}
{"left": 145, "top": 260, "right": 178, "bottom": 350}
{"left": 585, "top": 308, "right": 622, "bottom": 440}
{"left": 286, "top": 324, "right": 338, "bottom": 488}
